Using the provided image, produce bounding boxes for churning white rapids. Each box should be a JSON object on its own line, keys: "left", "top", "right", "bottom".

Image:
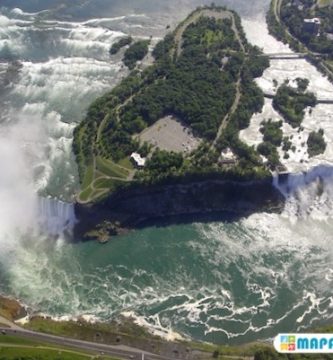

{"left": 0, "top": 1, "right": 333, "bottom": 345}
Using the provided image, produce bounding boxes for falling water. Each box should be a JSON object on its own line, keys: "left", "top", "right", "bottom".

{"left": 0, "top": 0, "right": 332, "bottom": 345}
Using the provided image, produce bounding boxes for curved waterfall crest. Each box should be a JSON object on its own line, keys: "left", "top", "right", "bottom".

{"left": 274, "top": 165, "right": 333, "bottom": 221}
{"left": 38, "top": 197, "right": 76, "bottom": 236}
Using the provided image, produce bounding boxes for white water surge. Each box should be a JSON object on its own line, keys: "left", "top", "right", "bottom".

{"left": 0, "top": 8, "right": 128, "bottom": 252}
{"left": 0, "top": 4, "right": 332, "bottom": 345}
{"left": 241, "top": 16, "right": 333, "bottom": 173}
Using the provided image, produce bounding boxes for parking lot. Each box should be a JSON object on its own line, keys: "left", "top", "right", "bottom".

{"left": 138, "top": 116, "right": 202, "bottom": 154}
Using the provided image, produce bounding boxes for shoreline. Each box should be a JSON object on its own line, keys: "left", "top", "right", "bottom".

{"left": 266, "top": 0, "right": 333, "bottom": 84}
{"left": 0, "top": 295, "right": 286, "bottom": 359}
{"left": 2, "top": 294, "right": 333, "bottom": 360}
{"left": 1, "top": 4, "right": 333, "bottom": 357}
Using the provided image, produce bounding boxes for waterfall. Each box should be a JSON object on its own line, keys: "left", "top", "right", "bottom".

{"left": 273, "top": 165, "right": 333, "bottom": 221}
{"left": 38, "top": 197, "right": 76, "bottom": 236}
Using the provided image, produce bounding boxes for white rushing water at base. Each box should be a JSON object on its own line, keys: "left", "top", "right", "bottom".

{"left": 38, "top": 197, "right": 76, "bottom": 236}
{"left": 0, "top": 6, "right": 131, "bottom": 198}
{"left": 0, "top": 3, "right": 333, "bottom": 345}
{"left": 0, "top": 5, "right": 128, "bottom": 283}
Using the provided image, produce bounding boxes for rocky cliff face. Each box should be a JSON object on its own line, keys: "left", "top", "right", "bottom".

{"left": 74, "top": 179, "right": 284, "bottom": 242}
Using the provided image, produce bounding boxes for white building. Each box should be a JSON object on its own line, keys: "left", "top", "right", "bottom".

{"left": 219, "top": 147, "right": 237, "bottom": 164}
{"left": 130, "top": 152, "right": 146, "bottom": 167}
{"left": 303, "top": 18, "right": 321, "bottom": 35}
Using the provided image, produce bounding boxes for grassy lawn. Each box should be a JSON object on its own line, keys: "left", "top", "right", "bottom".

{"left": 79, "top": 175, "right": 126, "bottom": 202}
{"left": 79, "top": 186, "right": 93, "bottom": 202}
{"left": 0, "top": 335, "right": 119, "bottom": 360}
{"left": 96, "top": 157, "right": 129, "bottom": 179}
{"left": 0, "top": 336, "right": 40, "bottom": 346}
{"left": 0, "top": 347, "right": 94, "bottom": 359}
{"left": 94, "top": 178, "right": 118, "bottom": 190}
{"left": 82, "top": 164, "right": 94, "bottom": 189}
{"left": 317, "top": 0, "right": 333, "bottom": 7}
{"left": 188, "top": 339, "right": 274, "bottom": 358}
{"left": 89, "top": 190, "right": 111, "bottom": 204}
{"left": 117, "top": 157, "right": 134, "bottom": 170}
{"left": 202, "top": 29, "right": 223, "bottom": 46}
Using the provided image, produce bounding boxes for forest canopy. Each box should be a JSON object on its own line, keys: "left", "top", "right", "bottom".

{"left": 273, "top": 81, "right": 317, "bottom": 128}
{"left": 110, "top": 36, "right": 133, "bottom": 55}
{"left": 123, "top": 40, "right": 150, "bottom": 69}
{"left": 73, "top": 6, "right": 271, "bottom": 202}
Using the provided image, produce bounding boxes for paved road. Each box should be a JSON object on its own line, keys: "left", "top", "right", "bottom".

{"left": 0, "top": 327, "right": 185, "bottom": 360}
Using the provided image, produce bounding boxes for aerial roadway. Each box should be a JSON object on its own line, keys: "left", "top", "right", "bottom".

{"left": 0, "top": 316, "right": 184, "bottom": 360}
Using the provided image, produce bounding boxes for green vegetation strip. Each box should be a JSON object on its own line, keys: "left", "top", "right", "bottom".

{"left": 0, "top": 347, "right": 87, "bottom": 360}
{"left": 117, "top": 157, "right": 134, "bottom": 170}
{"left": 79, "top": 186, "right": 94, "bottom": 202}
{"left": 0, "top": 335, "right": 119, "bottom": 360}
{"left": 94, "top": 178, "right": 118, "bottom": 190}
{"left": 0, "top": 336, "right": 40, "bottom": 346}
{"left": 82, "top": 165, "right": 94, "bottom": 190}
{"left": 96, "top": 157, "right": 129, "bottom": 179}
{"left": 17, "top": 316, "right": 333, "bottom": 360}
{"left": 273, "top": 81, "right": 316, "bottom": 128}
{"left": 123, "top": 40, "right": 150, "bottom": 70}
{"left": 110, "top": 36, "right": 133, "bottom": 55}
{"left": 307, "top": 129, "right": 326, "bottom": 157}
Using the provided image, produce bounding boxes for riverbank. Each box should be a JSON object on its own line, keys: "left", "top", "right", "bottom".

{"left": 74, "top": 177, "right": 284, "bottom": 243}
{"left": 0, "top": 315, "right": 274, "bottom": 359}
{"left": 242, "top": 12, "right": 333, "bottom": 175}
{"left": 266, "top": 0, "right": 333, "bottom": 84}
{"left": 3, "top": 302, "right": 333, "bottom": 360}
{"left": 0, "top": 295, "right": 265, "bottom": 359}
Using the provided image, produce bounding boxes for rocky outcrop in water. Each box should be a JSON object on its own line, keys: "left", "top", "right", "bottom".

{"left": 74, "top": 179, "right": 284, "bottom": 242}
{"left": 0, "top": 295, "right": 26, "bottom": 321}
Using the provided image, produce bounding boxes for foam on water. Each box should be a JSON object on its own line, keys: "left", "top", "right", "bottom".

{"left": 0, "top": 3, "right": 333, "bottom": 346}
{"left": 3, "top": 184, "right": 332, "bottom": 345}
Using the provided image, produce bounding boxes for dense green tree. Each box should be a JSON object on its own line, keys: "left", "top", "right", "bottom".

{"left": 110, "top": 36, "right": 133, "bottom": 55}
{"left": 258, "top": 142, "right": 280, "bottom": 168}
{"left": 273, "top": 83, "right": 317, "bottom": 128}
{"left": 260, "top": 119, "right": 283, "bottom": 146}
{"left": 254, "top": 348, "right": 285, "bottom": 360}
{"left": 73, "top": 7, "right": 271, "bottom": 187}
{"left": 307, "top": 128, "right": 327, "bottom": 157}
{"left": 123, "top": 40, "right": 150, "bottom": 69}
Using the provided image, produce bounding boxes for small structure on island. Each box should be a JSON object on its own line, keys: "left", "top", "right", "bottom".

{"left": 130, "top": 152, "right": 146, "bottom": 168}
{"left": 219, "top": 147, "right": 237, "bottom": 165}
{"left": 303, "top": 18, "right": 321, "bottom": 35}
{"left": 275, "top": 165, "right": 289, "bottom": 185}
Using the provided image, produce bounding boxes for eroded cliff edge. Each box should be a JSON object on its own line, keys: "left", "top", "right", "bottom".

{"left": 74, "top": 178, "right": 285, "bottom": 242}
